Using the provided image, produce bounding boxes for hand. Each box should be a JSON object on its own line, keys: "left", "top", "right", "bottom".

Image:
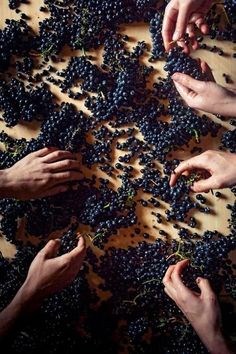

{"left": 170, "top": 150, "right": 236, "bottom": 192}
{"left": 0, "top": 236, "right": 86, "bottom": 337}
{"left": 20, "top": 236, "right": 86, "bottom": 308}
{"left": 162, "top": 0, "right": 212, "bottom": 52}
{"left": 162, "top": 260, "right": 231, "bottom": 354}
{"left": 0, "top": 147, "right": 82, "bottom": 200}
{"left": 172, "top": 71, "right": 236, "bottom": 116}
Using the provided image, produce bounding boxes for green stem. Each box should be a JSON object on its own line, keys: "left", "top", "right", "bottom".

{"left": 82, "top": 47, "right": 86, "bottom": 57}
{"left": 192, "top": 129, "right": 200, "bottom": 144}
{"left": 142, "top": 278, "right": 160, "bottom": 285}
{"left": 215, "top": 3, "right": 231, "bottom": 25}
{"left": 41, "top": 44, "right": 55, "bottom": 57}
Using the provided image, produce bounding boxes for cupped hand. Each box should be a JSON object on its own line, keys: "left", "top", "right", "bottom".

{"left": 21, "top": 236, "right": 86, "bottom": 307}
{"left": 170, "top": 150, "right": 236, "bottom": 192}
{"left": 1, "top": 147, "right": 82, "bottom": 200}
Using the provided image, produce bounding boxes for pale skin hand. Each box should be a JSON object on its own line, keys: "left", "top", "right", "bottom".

{"left": 162, "top": 260, "right": 232, "bottom": 354}
{"left": 0, "top": 236, "right": 86, "bottom": 337}
{"left": 172, "top": 72, "right": 236, "bottom": 116}
{"left": 0, "top": 147, "right": 82, "bottom": 200}
{"left": 162, "top": 0, "right": 213, "bottom": 52}
{"left": 170, "top": 150, "right": 236, "bottom": 192}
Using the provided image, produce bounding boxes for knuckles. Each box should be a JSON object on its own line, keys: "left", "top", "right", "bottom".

{"left": 63, "top": 159, "right": 75, "bottom": 168}
{"left": 202, "top": 150, "right": 215, "bottom": 161}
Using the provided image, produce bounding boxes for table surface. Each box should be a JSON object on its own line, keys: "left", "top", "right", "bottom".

{"left": 0, "top": 0, "right": 236, "bottom": 267}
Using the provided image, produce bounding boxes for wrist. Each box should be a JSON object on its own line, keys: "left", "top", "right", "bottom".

{"left": 203, "top": 330, "right": 232, "bottom": 354}
{"left": 18, "top": 279, "right": 42, "bottom": 312}
{"left": 220, "top": 95, "right": 236, "bottom": 117}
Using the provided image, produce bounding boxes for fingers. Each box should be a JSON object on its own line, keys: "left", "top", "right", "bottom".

{"left": 196, "top": 277, "right": 215, "bottom": 298}
{"left": 190, "top": 13, "right": 206, "bottom": 32}
{"left": 189, "top": 0, "right": 212, "bottom": 32}
{"left": 162, "top": 6, "right": 178, "bottom": 51}
{"left": 172, "top": 73, "right": 205, "bottom": 92}
{"left": 162, "top": 0, "right": 212, "bottom": 52}
{"left": 31, "top": 147, "right": 59, "bottom": 158}
{"left": 163, "top": 264, "right": 175, "bottom": 284}
{"left": 191, "top": 176, "right": 218, "bottom": 193}
{"left": 186, "top": 23, "right": 195, "bottom": 39}
{"left": 169, "top": 155, "right": 208, "bottom": 187}
{"left": 61, "top": 235, "right": 86, "bottom": 270}
{"left": 163, "top": 260, "right": 195, "bottom": 303}
{"left": 53, "top": 171, "right": 81, "bottom": 183}
{"left": 42, "top": 150, "right": 77, "bottom": 163}
{"left": 173, "top": 5, "right": 190, "bottom": 41}
{"left": 195, "top": 18, "right": 209, "bottom": 35}
{"left": 200, "top": 60, "right": 215, "bottom": 82}
{"left": 47, "top": 159, "right": 81, "bottom": 173}
{"left": 173, "top": 80, "right": 192, "bottom": 101}
{"left": 163, "top": 283, "right": 176, "bottom": 300}
{"left": 40, "top": 239, "right": 61, "bottom": 259}
{"left": 68, "top": 235, "right": 86, "bottom": 260}
{"left": 163, "top": 265, "right": 177, "bottom": 296}
{"left": 186, "top": 23, "right": 198, "bottom": 50}
{"left": 170, "top": 260, "right": 191, "bottom": 292}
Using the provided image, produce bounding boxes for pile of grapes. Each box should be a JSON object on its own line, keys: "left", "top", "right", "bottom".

{"left": 0, "top": 1, "right": 236, "bottom": 353}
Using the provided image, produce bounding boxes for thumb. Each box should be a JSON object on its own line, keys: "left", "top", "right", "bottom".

{"left": 173, "top": 81, "right": 191, "bottom": 101}
{"left": 172, "top": 73, "right": 205, "bottom": 92}
{"left": 41, "top": 239, "right": 61, "bottom": 259}
{"left": 196, "top": 277, "right": 215, "bottom": 297}
{"left": 191, "top": 176, "right": 219, "bottom": 193}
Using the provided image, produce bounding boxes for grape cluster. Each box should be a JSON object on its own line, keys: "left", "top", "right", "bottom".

{"left": 0, "top": 19, "right": 31, "bottom": 72}
{"left": 58, "top": 56, "right": 109, "bottom": 94}
{"left": 89, "top": 231, "right": 236, "bottom": 353}
{"left": 0, "top": 79, "right": 56, "bottom": 127}
{"left": 149, "top": 12, "right": 165, "bottom": 60}
{"left": 221, "top": 128, "right": 236, "bottom": 152}
{"left": 1, "top": 1, "right": 236, "bottom": 353}
{"left": 164, "top": 47, "right": 206, "bottom": 80}
{"left": 224, "top": 0, "right": 236, "bottom": 25}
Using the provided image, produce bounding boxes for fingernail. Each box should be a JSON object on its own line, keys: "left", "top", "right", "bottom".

{"left": 173, "top": 31, "right": 181, "bottom": 41}
{"left": 171, "top": 74, "right": 179, "bottom": 82}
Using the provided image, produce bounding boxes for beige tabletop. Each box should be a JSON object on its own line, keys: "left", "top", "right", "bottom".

{"left": 0, "top": 0, "right": 236, "bottom": 275}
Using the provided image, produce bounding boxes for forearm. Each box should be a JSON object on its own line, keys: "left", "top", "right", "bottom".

{"left": 0, "top": 285, "right": 31, "bottom": 338}
{"left": 217, "top": 98, "right": 236, "bottom": 117}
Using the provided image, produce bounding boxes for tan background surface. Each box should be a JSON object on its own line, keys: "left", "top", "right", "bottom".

{"left": 0, "top": 0, "right": 236, "bottom": 264}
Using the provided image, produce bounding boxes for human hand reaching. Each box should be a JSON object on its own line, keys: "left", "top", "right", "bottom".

{"left": 0, "top": 147, "right": 81, "bottom": 200}
{"left": 170, "top": 150, "right": 236, "bottom": 192}
{"left": 163, "top": 260, "right": 232, "bottom": 354}
{"left": 172, "top": 69, "right": 236, "bottom": 116}
{"left": 20, "top": 236, "right": 86, "bottom": 308}
{"left": 162, "top": 0, "right": 213, "bottom": 52}
{"left": 0, "top": 236, "right": 86, "bottom": 337}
